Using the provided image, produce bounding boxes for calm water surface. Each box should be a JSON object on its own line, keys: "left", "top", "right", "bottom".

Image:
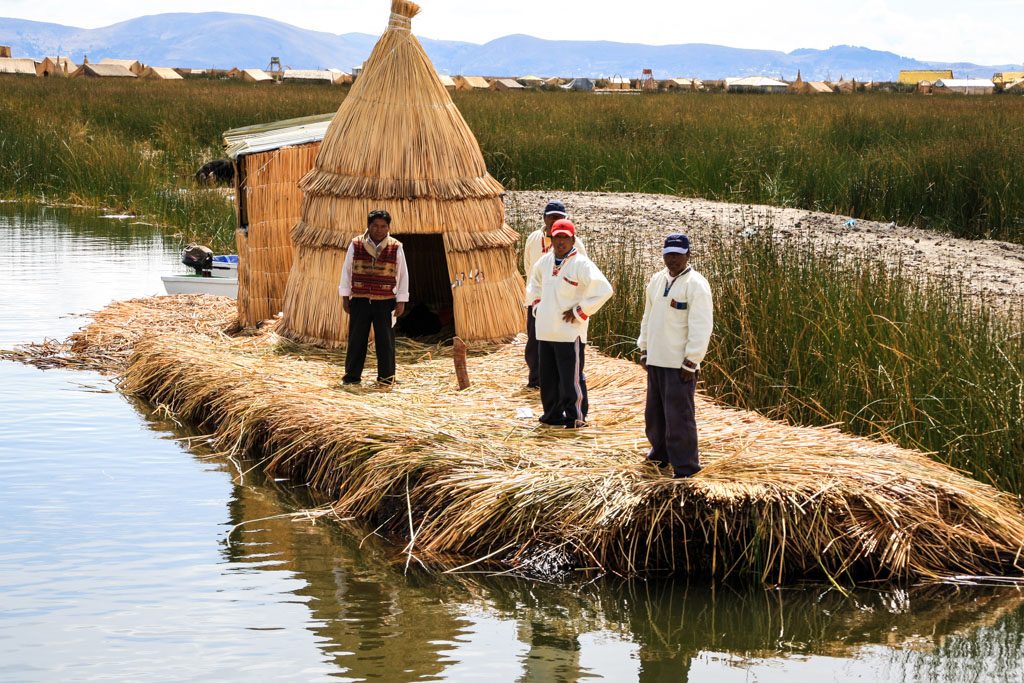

{"left": 2, "top": 203, "right": 1023, "bottom": 683}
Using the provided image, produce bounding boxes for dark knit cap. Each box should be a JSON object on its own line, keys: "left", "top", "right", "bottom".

{"left": 663, "top": 233, "right": 690, "bottom": 255}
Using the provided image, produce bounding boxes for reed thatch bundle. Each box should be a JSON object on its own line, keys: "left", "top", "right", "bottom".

{"left": 236, "top": 144, "right": 322, "bottom": 326}
{"left": 49, "top": 295, "right": 1024, "bottom": 583}
{"left": 278, "top": 0, "right": 524, "bottom": 347}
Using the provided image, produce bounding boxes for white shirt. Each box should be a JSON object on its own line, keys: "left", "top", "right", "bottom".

{"left": 637, "top": 267, "right": 713, "bottom": 369}
{"left": 338, "top": 237, "right": 410, "bottom": 302}
{"left": 523, "top": 229, "right": 586, "bottom": 278}
{"left": 525, "top": 248, "right": 613, "bottom": 344}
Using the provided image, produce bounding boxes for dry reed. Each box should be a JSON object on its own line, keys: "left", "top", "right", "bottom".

{"left": 35, "top": 294, "right": 1024, "bottom": 584}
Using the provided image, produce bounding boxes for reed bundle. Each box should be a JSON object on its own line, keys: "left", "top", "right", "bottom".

{"left": 236, "top": 144, "right": 321, "bottom": 326}
{"left": 55, "top": 295, "right": 1024, "bottom": 583}
{"left": 279, "top": 0, "right": 524, "bottom": 347}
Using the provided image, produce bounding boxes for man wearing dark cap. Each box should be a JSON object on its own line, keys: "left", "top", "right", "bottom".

{"left": 525, "top": 219, "right": 612, "bottom": 428}
{"left": 637, "top": 233, "right": 713, "bottom": 478}
{"left": 338, "top": 209, "right": 409, "bottom": 386}
{"left": 522, "top": 201, "right": 586, "bottom": 389}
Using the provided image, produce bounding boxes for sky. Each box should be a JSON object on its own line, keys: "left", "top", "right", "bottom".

{"left": 2, "top": 0, "right": 1022, "bottom": 65}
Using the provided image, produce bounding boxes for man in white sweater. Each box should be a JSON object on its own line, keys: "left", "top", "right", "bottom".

{"left": 526, "top": 219, "right": 613, "bottom": 428}
{"left": 637, "top": 234, "right": 713, "bottom": 478}
{"left": 522, "top": 200, "right": 586, "bottom": 388}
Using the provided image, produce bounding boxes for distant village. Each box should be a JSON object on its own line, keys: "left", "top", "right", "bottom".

{"left": 1, "top": 45, "right": 1022, "bottom": 95}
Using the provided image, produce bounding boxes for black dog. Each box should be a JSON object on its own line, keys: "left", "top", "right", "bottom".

{"left": 195, "top": 158, "right": 235, "bottom": 185}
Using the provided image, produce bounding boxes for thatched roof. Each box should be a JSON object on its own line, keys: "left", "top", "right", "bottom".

{"left": 141, "top": 66, "right": 183, "bottom": 80}
{"left": 283, "top": 69, "right": 347, "bottom": 83}
{"left": 278, "top": 0, "right": 524, "bottom": 345}
{"left": 437, "top": 73, "right": 456, "bottom": 89}
{"left": 490, "top": 77, "right": 525, "bottom": 90}
{"left": 99, "top": 58, "right": 143, "bottom": 74}
{"left": 242, "top": 68, "right": 273, "bottom": 82}
{"left": 71, "top": 63, "right": 136, "bottom": 78}
{"left": 0, "top": 58, "right": 38, "bottom": 76}
{"left": 454, "top": 75, "right": 490, "bottom": 89}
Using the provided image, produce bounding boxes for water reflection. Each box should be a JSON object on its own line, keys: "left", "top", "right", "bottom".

{"left": 225, "top": 465, "right": 1024, "bottom": 682}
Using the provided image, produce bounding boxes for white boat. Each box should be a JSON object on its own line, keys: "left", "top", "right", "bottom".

{"left": 162, "top": 255, "right": 238, "bottom": 298}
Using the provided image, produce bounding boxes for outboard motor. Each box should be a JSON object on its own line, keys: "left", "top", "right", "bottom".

{"left": 181, "top": 244, "right": 214, "bottom": 276}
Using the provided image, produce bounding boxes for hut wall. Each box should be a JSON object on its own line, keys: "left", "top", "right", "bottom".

{"left": 235, "top": 142, "right": 321, "bottom": 327}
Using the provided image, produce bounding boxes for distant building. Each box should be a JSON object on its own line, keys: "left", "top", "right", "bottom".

{"left": 789, "top": 71, "right": 832, "bottom": 94}
{"left": 993, "top": 71, "right": 1024, "bottom": 87}
{"left": 517, "top": 75, "right": 544, "bottom": 87}
{"left": 0, "top": 46, "right": 11, "bottom": 58}
{"left": 0, "top": 58, "right": 40, "bottom": 76}
{"left": 282, "top": 69, "right": 349, "bottom": 84}
{"left": 606, "top": 76, "right": 631, "bottom": 90}
{"left": 725, "top": 76, "right": 788, "bottom": 93}
{"left": 562, "top": 77, "right": 595, "bottom": 91}
{"left": 241, "top": 68, "right": 274, "bottom": 83}
{"left": 898, "top": 69, "right": 953, "bottom": 85}
{"left": 141, "top": 67, "right": 184, "bottom": 80}
{"left": 453, "top": 75, "right": 490, "bottom": 90}
{"left": 70, "top": 63, "right": 137, "bottom": 78}
{"left": 437, "top": 73, "right": 456, "bottom": 91}
{"left": 544, "top": 76, "right": 566, "bottom": 87}
{"left": 1006, "top": 79, "right": 1024, "bottom": 93}
{"left": 933, "top": 78, "right": 994, "bottom": 95}
{"left": 99, "top": 58, "right": 145, "bottom": 76}
{"left": 490, "top": 78, "right": 525, "bottom": 91}
{"left": 664, "top": 78, "right": 703, "bottom": 91}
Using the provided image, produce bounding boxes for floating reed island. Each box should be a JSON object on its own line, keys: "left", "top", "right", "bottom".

{"left": 17, "top": 293, "right": 1020, "bottom": 584}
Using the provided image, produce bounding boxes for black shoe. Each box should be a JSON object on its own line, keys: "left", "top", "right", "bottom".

{"left": 538, "top": 417, "right": 565, "bottom": 427}
{"left": 646, "top": 457, "right": 670, "bottom": 469}
{"left": 672, "top": 467, "right": 701, "bottom": 479}
{"left": 526, "top": 383, "right": 540, "bottom": 390}
{"left": 342, "top": 378, "right": 361, "bottom": 386}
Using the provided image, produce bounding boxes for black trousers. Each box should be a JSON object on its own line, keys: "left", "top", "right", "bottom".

{"left": 538, "top": 338, "right": 588, "bottom": 427}
{"left": 524, "top": 305, "right": 539, "bottom": 386}
{"left": 344, "top": 298, "right": 396, "bottom": 383}
{"left": 645, "top": 365, "right": 701, "bottom": 476}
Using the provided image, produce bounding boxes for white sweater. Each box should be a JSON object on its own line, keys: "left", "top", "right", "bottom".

{"left": 637, "top": 267, "right": 713, "bottom": 369}
{"left": 525, "top": 249, "right": 613, "bottom": 344}
{"left": 523, "top": 229, "right": 586, "bottom": 277}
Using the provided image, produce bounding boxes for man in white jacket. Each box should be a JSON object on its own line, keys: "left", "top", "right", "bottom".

{"left": 525, "top": 219, "right": 613, "bottom": 428}
{"left": 522, "top": 200, "right": 586, "bottom": 388}
{"left": 637, "top": 233, "right": 713, "bottom": 478}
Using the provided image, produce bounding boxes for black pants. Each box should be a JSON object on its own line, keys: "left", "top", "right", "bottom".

{"left": 645, "top": 365, "right": 700, "bottom": 476}
{"left": 538, "top": 338, "right": 588, "bottom": 427}
{"left": 525, "top": 305, "right": 539, "bottom": 386}
{"left": 344, "top": 298, "right": 396, "bottom": 383}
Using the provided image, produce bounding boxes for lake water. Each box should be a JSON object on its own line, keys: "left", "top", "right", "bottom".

{"left": 2, "top": 203, "right": 1023, "bottom": 683}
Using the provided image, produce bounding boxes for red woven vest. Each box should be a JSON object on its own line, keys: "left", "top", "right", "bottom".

{"left": 350, "top": 236, "right": 400, "bottom": 300}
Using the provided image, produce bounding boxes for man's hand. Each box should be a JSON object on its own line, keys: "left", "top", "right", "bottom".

{"left": 680, "top": 367, "right": 696, "bottom": 383}
{"left": 396, "top": 302, "right": 406, "bottom": 317}
{"left": 342, "top": 297, "right": 350, "bottom": 314}
{"left": 639, "top": 354, "right": 648, "bottom": 370}
{"left": 562, "top": 309, "right": 578, "bottom": 323}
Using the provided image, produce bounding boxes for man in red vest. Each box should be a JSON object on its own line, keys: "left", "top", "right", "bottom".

{"left": 339, "top": 209, "right": 409, "bottom": 385}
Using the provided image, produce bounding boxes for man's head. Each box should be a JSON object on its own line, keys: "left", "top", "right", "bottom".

{"left": 663, "top": 233, "right": 690, "bottom": 275}
{"left": 367, "top": 209, "right": 392, "bottom": 243}
{"left": 550, "top": 219, "right": 576, "bottom": 258}
{"left": 543, "top": 200, "right": 568, "bottom": 233}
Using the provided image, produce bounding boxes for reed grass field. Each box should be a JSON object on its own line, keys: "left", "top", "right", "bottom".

{"left": 1, "top": 78, "right": 1023, "bottom": 243}
{"left": 3, "top": 77, "right": 1022, "bottom": 494}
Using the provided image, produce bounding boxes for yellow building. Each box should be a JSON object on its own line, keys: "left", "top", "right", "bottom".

{"left": 993, "top": 71, "right": 1024, "bottom": 86}
{"left": 898, "top": 69, "right": 953, "bottom": 85}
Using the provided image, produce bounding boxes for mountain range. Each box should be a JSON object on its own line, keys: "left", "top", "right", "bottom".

{"left": 1, "top": 13, "right": 1019, "bottom": 81}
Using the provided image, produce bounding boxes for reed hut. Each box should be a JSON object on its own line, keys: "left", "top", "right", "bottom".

{"left": 140, "top": 66, "right": 184, "bottom": 80}
{"left": 99, "top": 58, "right": 145, "bottom": 76}
{"left": 278, "top": 0, "right": 524, "bottom": 346}
{"left": 437, "top": 73, "right": 456, "bottom": 90}
{"left": 517, "top": 75, "right": 543, "bottom": 87}
{"left": 70, "top": 63, "right": 137, "bottom": 79}
{"left": 490, "top": 77, "right": 525, "bottom": 91}
{"left": 0, "top": 58, "right": 39, "bottom": 76}
{"left": 242, "top": 68, "right": 274, "bottom": 83}
{"left": 224, "top": 113, "right": 335, "bottom": 327}
{"left": 454, "top": 75, "right": 490, "bottom": 91}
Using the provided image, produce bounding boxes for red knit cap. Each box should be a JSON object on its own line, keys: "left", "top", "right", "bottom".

{"left": 550, "top": 219, "right": 576, "bottom": 237}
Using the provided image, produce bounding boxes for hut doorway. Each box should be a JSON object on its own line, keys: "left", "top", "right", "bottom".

{"left": 394, "top": 234, "right": 454, "bottom": 338}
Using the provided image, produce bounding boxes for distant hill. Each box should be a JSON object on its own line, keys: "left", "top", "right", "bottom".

{"left": 0, "top": 13, "right": 1018, "bottom": 80}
